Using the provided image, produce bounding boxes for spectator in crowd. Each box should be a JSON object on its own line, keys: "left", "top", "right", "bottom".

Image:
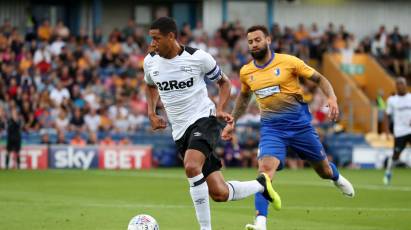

{"left": 54, "top": 20, "right": 70, "bottom": 39}
{"left": 113, "top": 108, "right": 130, "bottom": 133}
{"left": 70, "top": 107, "right": 85, "bottom": 132}
{"left": 6, "top": 108, "right": 22, "bottom": 169}
{"left": 70, "top": 132, "right": 86, "bottom": 146}
{"left": 56, "top": 130, "right": 67, "bottom": 144}
{"left": 87, "top": 131, "right": 99, "bottom": 145}
{"left": 118, "top": 136, "right": 131, "bottom": 145}
{"left": 122, "top": 18, "right": 136, "bottom": 39}
{"left": 50, "top": 81, "right": 70, "bottom": 107}
{"left": 391, "top": 42, "right": 408, "bottom": 76}
{"left": 0, "top": 18, "right": 13, "bottom": 37}
{"left": 37, "top": 107, "right": 55, "bottom": 133}
{"left": 55, "top": 109, "right": 70, "bottom": 132}
{"left": 37, "top": 19, "right": 52, "bottom": 41}
{"left": 129, "top": 108, "right": 147, "bottom": 131}
{"left": 109, "top": 97, "right": 129, "bottom": 123}
{"left": 50, "top": 36, "right": 66, "bottom": 56}
{"left": 192, "top": 20, "right": 205, "bottom": 39}
{"left": 84, "top": 108, "right": 101, "bottom": 132}
{"left": 99, "top": 108, "right": 113, "bottom": 132}
{"left": 189, "top": 35, "right": 207, "bottom": 51}
{"left": 100, "top": 133, "right": 116, "bottom": 146}
{"left": 40, "top": 129, "right": 52, "bottom": 145}
{"left": 93, "top": 27, "right": 104, "bottom": 45}
{"left": 33, "top": 43, "right": 51, "bottom": 73}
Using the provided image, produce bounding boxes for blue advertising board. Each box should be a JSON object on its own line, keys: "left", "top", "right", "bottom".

{"left": 49, "top": 146, "right": 99, "bottom": 169}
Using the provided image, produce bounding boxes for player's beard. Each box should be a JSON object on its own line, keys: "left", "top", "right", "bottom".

{"left": 250, "top": 45, "right": 269, "bottom": 61}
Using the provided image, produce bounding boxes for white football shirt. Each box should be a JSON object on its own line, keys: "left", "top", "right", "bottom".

{"left": 386, "top": 93, "right": 411, "bottom": 137}
{"left": 144, "top": 46, "right": 222, "bottom": 140}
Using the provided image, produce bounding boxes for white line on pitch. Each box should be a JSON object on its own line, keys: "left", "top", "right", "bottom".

{"left": 1, "top": 200, "right": 410, "bottom": 212}
{"left": 87, "top": 171, "right": 411, "bottom": 192}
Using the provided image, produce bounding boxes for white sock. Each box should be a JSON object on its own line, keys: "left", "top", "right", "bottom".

{"left": 226, "top": 180, "right": 264, "bottom": 201}
{"left": 188, "top": 174, "right": 211, "bottom": 230}
{"left": 385, "top": 157, "right": 398, "bottom": 174}
{"left": 255, "top": 215, "right": 267, "bottom": 230}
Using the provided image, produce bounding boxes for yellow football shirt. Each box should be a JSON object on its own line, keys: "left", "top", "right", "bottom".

{"left": 240, "top": 53, "right": 315, "bottom": 114}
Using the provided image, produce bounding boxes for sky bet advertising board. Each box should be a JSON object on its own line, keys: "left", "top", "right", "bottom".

{"left": 49, "top": 145, "right": 152, "bottom": 169}
{"left": 98, "top": 145, "right": 152, "bottom": 169}
{"left": 1, "top": 145, "right": 152, "bottom": 170}
{"left": 0, "top": 146, "right": 48, "bottom": 169}
{"left": 49, "top": 146, "right": 99, "bottom": 169}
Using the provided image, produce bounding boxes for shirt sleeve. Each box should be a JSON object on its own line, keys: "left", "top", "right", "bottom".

{"left": 292, "top": 56, "right": 315, "bottom": 78}
{"left": 239, "top": 67, "right": 251, "bottom": 93}
{"left": 199, "top": 50, "right": 222, "bottom": 82}
{"left": 386, "top": 97, "right": 393, "bottom": 115}
{"left": 143, "top": 59, "right": 155, "bottom": 85}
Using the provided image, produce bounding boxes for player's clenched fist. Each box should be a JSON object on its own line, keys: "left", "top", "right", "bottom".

{"left": 221, "top": 121, "right": 234, "bottom": 141}
{"left": 149, "top": 114, "right": 167, "bottom": 130}
{"left": 327, "top": 97, "right": 339, "bottom": 121}
{"left": 216, "top": 110, "right": 234, "bottom": 123}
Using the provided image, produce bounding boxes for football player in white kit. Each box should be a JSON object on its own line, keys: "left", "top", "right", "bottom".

{"left": 384, "top": 77, "right": 411, "bottom": 185}
{"left": 143, "top": 17, "right": 281, "bottom": 230}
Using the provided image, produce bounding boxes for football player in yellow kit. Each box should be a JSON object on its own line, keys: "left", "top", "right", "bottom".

{"left": 222, "top": 25, "right": 355, "bottom": 230}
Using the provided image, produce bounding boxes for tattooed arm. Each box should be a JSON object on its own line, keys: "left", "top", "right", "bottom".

{"left": 221, "top": 83, "right": 252, "bottom": 140}
{"left": 232, "top": 90, "right": 253, "bottom": 122}
{"left": 309, "top": 71, "right": 339, "bottom": 121}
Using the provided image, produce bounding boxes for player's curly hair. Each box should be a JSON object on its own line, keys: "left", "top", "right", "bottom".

{"left": 150, "top": 17, "right": 178, "bottom": 38}
{"left": 247, "top": 25, "right": 270, "bottom": 37}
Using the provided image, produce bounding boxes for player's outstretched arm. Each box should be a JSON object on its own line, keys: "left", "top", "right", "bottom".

{"left": 145, "top": 84, "right": 167, "bottom": 130}
{"left": 383, "top": 112, "right": 392, "bottom": 135}
{"left": 232, "top": 90, "right": 252, "bottom": 122}
{"left": 216, "top": 72, "right": 234, "bottom": 123}
{"left": 383, "top": 96, "right": 395, "bottom": 137}
{"left": 221, "top": 84, "right": 252, "bottom": 141}
{"left": 309, "top": 71, "right": 339, "bottom": 121}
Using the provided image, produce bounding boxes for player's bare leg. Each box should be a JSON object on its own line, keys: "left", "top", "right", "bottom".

{"left": 185, "top": 149, "right": 277, "bottom": 230}
{"left": 206, "top": 171, "right": 271, "bottom": 203}
{"left": 184, "top": 149, "right": 211, "bottom": 230}
{"left": 310, "top": 159, "right": 355, "bottom": 198}
{"left": 384, "top": 152, "right": 401, "bottom": 185}
{"left": 206, "top": 171, "right": 229, "bottom": 202}
{"left": 5, "top": 151, "right": 11, "bottom": 169}
{"left": 246, "top": 156, "right": 281, "bottom": 230}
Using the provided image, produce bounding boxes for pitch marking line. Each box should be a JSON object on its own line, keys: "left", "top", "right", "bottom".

{"left": 1, "top": 200, "right": 410, "bottom": 212}
{"left": 87, "top": 171, "right": 411, "bottom": 192}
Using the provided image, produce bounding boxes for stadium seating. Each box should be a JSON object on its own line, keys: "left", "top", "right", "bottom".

{"left": 325, "top": 133, "right": 368, "bottom": 166}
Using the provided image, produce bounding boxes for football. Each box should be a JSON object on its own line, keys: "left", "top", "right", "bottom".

{"left": 127, "top": 214, "right": 159, "bottom": 230}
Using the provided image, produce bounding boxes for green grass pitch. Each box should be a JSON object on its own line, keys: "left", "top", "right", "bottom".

{"left": 1, "top": 168, "right": 410, "bottom": 230}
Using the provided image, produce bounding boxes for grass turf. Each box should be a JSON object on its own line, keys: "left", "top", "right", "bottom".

{"left": 0, "top": 168, "right": 410, "bottom": 230}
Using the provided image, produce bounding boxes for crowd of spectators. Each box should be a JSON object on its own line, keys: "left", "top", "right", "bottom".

{"left": 0, "top": 18, "right": 150, "bottom": 146}
{"left": 0, "top": 17, "right": 409, "bottom": 168}
{"left": 362, "top": 25, "right": 410, "bottom": 78}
